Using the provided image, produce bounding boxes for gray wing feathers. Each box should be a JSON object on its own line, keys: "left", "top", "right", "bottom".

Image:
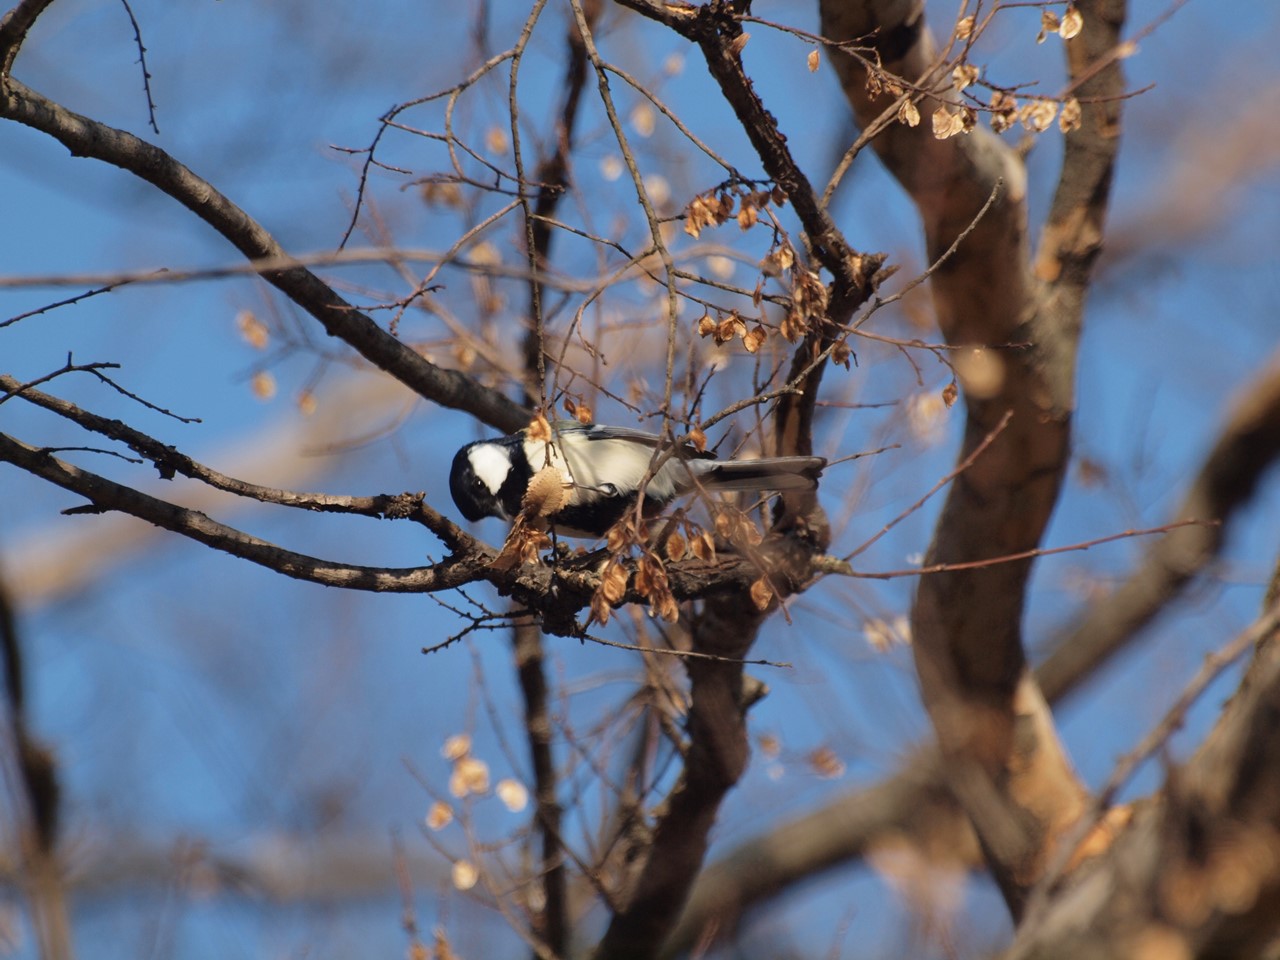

{"left": 682, "top": 456, "right": 825, "bottom": 493}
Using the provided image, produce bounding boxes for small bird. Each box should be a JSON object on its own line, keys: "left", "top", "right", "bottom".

{"left": 449, "top": 422, "right": 826, "bottom": 538}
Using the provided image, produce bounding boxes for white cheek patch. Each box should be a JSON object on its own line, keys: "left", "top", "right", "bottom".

{"left": 468, "top": 444, "right": 512, "bottom": 496}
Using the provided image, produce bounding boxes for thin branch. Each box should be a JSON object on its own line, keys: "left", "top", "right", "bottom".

{"left": 0, "top": 0, "right": 55, "bottom": 80}
{"left": 0, "top": 571, "right": 73, "bottom": 959}
{"left": 843, "top": 409, "right": 1012, "bottom": 562}
{"left": 819, "top": 519, "right": 1217, "bottom": 581}
{"left": 2, "top": 275, "right": 144, "bottom": 328}
{"left": 116, "top": 0, "right": 158, "bottom": 134}
{"left": 1039, "top": 354, "right": 1280, "bottom": 704}
{"left": 1024, "top": 602, "right": 1280, "bottom": 929}
{"left": 1, "top": 371, "right": 450, "bottom": 519}
{"left": 0, "top": 78, "right": 530, "bottom": 433}
{"left": 567, "top": 0, "right": 682, "bottom": 419}
{"left": 0, "top": 431, "right": 477, "bottom": 593}
{"left": 613, "top": 0, "right": 871, "bottom": 300}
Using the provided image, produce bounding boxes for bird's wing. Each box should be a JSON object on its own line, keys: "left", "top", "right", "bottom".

{"left": 575, "top": 423, "right": 716, "bottom": 459}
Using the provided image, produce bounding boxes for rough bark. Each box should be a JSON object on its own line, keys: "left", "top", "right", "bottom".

{"left": 816, "top": 0, "right": 1137, "bottom": 911}
{"left": 1008, "top": 607, "right": 1280, "bottom": 959}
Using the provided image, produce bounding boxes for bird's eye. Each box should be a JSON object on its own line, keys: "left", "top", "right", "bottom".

{"left": 472, "top": 477, "right": 486, "bottom": 491}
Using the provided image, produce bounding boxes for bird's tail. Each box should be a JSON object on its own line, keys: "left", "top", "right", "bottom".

{"left": 684, "top": 456, "right": 826, "bottom": 493}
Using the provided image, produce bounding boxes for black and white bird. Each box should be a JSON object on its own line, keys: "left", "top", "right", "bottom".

{"left": 449, "top": 422, "right": 826, "bottom": 538}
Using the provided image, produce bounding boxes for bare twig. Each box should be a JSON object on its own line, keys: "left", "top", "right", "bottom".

{"left": 0, "top": 78, "right": 530, "bottom": 433}
{"left": 116, "top": 0, "right": 159, "bottom": 133}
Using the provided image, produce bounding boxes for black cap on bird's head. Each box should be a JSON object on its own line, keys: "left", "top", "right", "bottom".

{"left": 449, "top": 441, "right": 518, "bottom": 523}
{"left": 449, "top": 445, "right": 491, "bottom": 523}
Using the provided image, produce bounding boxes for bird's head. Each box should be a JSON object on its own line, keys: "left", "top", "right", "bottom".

{"left": 449, "top": 441, "right": 514, "bottom": 522}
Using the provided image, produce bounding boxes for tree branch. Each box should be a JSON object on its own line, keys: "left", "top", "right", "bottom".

{"left": 671, "top": 342, "right": 1280, "bottom": 949}
{"left": 0, "top": 78, "right": 529, "bottom": 434}
{"left": 612, "top": 0, "right": 879, "bottom": 303}
{"left": 0, "top": 0, "right": 54, "bottom": 81}
{"left": 593, "top": 594, "right": 766, "bottom": 960}
{"left": 0, "top": 431, "right": 483, "bottom": 591}
{"left": 818, "top": 0, "right": 1100, "bottom": 912}
{"left": 1008, "top": 604, "right": 1280, "bottom": 959}
{"left": 1040, "top": 353, "right": 1280, "bottom": 702}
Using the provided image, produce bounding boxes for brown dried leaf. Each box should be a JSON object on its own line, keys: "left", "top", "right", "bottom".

{"left": 863, "top": 619, "right": 894, "bottom": 653}
{"left": 665, "top": 530, "right": 687, "bottom": 562}
{"left": 634, "top": 559, "right": 653, "bottom": 597}
{"left": 574, "top": 402, "right": 593, "bottom": 424}
{"left": 683, "top": 199, "right": 705, "bottom": 238}
{"left": 1037, "top": 9, "right": 1059, "bottom": 43}
{"left": 441, "top": 734, "right": 471, "bottom": 760}
{"left": 432, "top": 928, "right": 459, "bottom": 960}
{"left": 951, "top": 63, "right": 979, "bottom": 91}
{"left": 689, "top": 426, "right": 707, "bottom": 453}
{"left": 601, "top": 562, "right": 628, "bottom": 604}
{"left": 806, "top": 48, "right": 820, "bottom": 72}
{"left": 1059, "top": 96, "right": 1082, "bottom": 133}
{"left": 606, "top": 523, "right": 631, "bottom": 553}
{"left": 1020, "top": 99, "right": 1058, "bottom": 133}
{"left": 760, "top": 243, "right": 794, "bottom": 278}
{"left": 736, "top": 202, "right": 758, "bottom": 230}
{"left": 714, "top": 510, "right": 733, "bottom": 540}
{"left": 989, "top": 90, "right": 1018, "bottom": 133}
{"left": 695, "top": 530, "right": 716, "bottom": 562}
{"left": 715, "top": 317, "right": 737, "bottom": 345}
{"left": 453, "top": 756, "right": 490, "bottom": 795}
{"left": 697, "top": 313, "right": 717, "bottom": 338}
{"left": 527, "top": 413, "right": 552, "bottom": 442}
{"left": 496, "top": 778, "right": 529, "bottom": 812}
{"left": 251, "top": 370, "right": 276, "bottom": 400}
{"left": 590, "top": 591, "right": 612, "bottom": 626}
{"left": 897, "top": 98, "right": 920, "bottom": 128}
{"left": 425, "top": 801, "right": 454, "bottom": 831}
{"left": 931, "top": 106, "right": 965, "bottom": 140}
{"left": 942, "top": 381, "right": 959, "bottom": 408}
{"left": 807, "top": 746, "right": 846, "bottom": 779}
{"left": 656, "top": 591, "right": 680, "bottom": 623}
{"left": 485, "top": 125, "right": 509, "bottom": 155}
{"left": 955, "top": 15, "right": 974, "bottom": 40}
{"left": 491, "top": 520, "right": 542, "bottom": 571}
{"left": 236, "top": 310, "right": 269, "bottom": 350}
{"left": 522, "top": 466, "right": 569, "bottom": 519}
{"left": 516, "top": 530, "right": 550, "bottom": 567}
{"left": 452, "top": 859, "right": 479, "bottom": 890}
{"left": 1059, "top": 6, "right": 1083, "bottom": 39}
{"left": 749, "top": 576, "right": 773, "bottom": 611}
{"left": 742, "top": 325, "right": 767, "bottom": 354}
{"left": 636, "top": 556, "right": 668, "bottom": 597}
{"left": 630, "top": 102, "right": 655, "bottom": 138}
{"left": 780, "top": 307, "right": 808, "bottom": 343}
